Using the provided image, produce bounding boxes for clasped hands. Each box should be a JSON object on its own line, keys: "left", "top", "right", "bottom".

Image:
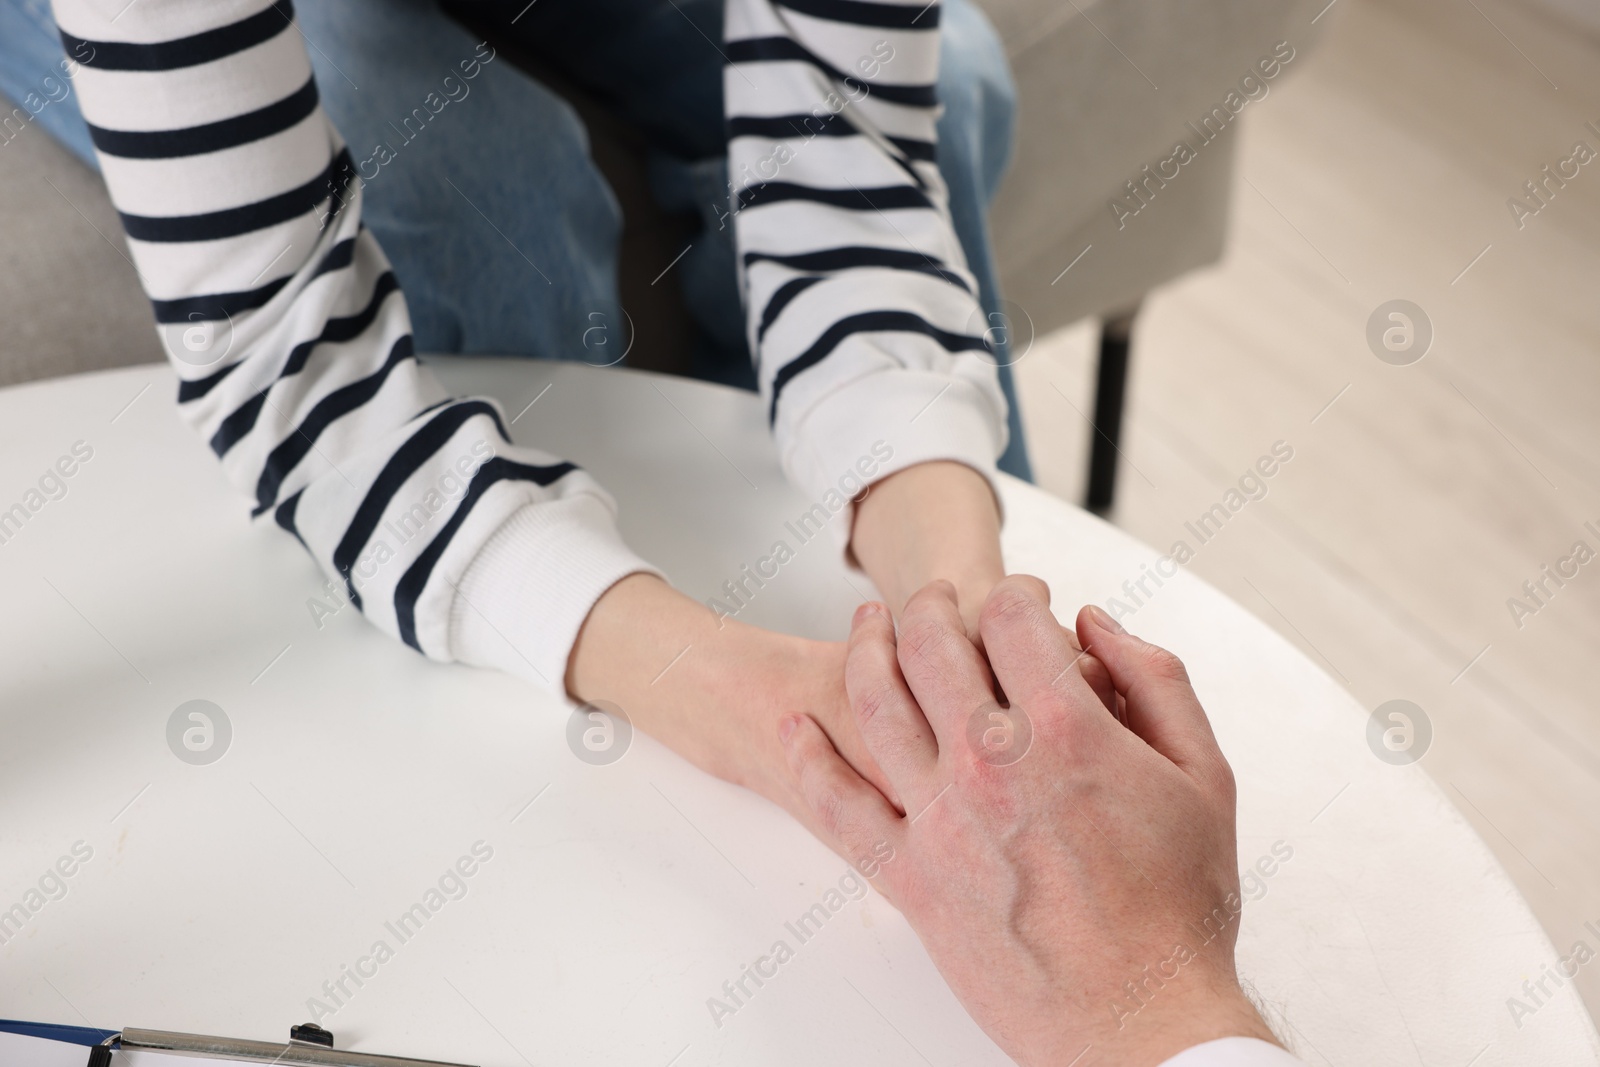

{"left": 567, "top": 460, "right": 1280, "bottom": 1064}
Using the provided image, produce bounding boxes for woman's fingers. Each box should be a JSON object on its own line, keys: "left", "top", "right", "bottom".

{"left": 845, "top": 602, "right": 940, "bottom": 812}
{"left": 780, "top": 713, "right": 904, "bottom": 878}
{"left": 1074, "top": 605, "right": 1229, "bottom": 786}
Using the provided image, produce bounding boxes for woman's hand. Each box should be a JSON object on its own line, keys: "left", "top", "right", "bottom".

{"left": 565, "top": 573, "right": 893, "bottom": 849}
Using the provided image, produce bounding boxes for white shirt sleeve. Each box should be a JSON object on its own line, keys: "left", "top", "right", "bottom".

{"left": 1157, "top": 1036, "right": 1309, "bottom": 1066}
{"left": 724, "top": 0, "right": 1010, "bottom": 556}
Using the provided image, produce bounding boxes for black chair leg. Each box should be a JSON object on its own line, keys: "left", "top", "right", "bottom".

{"left": 1086, "top": 307, "right": 1139, "bottom": 516}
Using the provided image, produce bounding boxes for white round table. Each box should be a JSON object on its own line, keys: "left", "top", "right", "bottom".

{"left": 0, "top": 358, "right": 1594, "bottom": 1067}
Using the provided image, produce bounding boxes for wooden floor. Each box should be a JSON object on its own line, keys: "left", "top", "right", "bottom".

{"left": 1015, "top": 0, "right": 1600, "bottom": 1023}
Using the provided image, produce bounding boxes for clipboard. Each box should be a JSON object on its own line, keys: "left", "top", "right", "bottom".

{"left": 0, "top": 1020, "right": 477, "bottom": 1067}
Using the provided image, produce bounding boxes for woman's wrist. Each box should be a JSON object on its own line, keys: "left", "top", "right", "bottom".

{"left": 849, "top": 460, "right": 1005, "bottom": 629}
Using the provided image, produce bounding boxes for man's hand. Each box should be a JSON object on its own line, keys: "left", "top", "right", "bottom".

{"left": 778, "top": 578, "right": 1281, "bottom": 1066}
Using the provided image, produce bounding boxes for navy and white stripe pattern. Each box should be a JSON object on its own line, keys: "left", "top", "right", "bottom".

{"left": 51, "top": 0, "right": 1006, "bottom": 684}
{"left": 55, "top": 0, "right": 628, "bottom": 672}
{"left": 725, "top": 0, "right": 1007, "bottom": 475}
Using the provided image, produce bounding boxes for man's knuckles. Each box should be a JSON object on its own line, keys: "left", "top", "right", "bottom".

{"left": 806, "top": 776, "right": 853, "bottom": 839}
{"left": 897, "top": 613, "right": 974, "bottom": 674}
{"left": 853, "top": 677, "right": 904, "bottom": 728}
{"left": 796, "top": 752, "right": 864, "bottom": 837}
{"left": 1130, "top": 640, "right": 1192, "bottom": 687}
{"left": 978, "top": 581, "right": 1048, "bottom": 635}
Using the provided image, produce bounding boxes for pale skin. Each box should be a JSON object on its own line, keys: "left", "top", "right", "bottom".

{"left": 564, "top": 459, "right": 1004, "bottom": 837}
{"left": 779, "top": 578, "right": 1282, "bottom": 1066}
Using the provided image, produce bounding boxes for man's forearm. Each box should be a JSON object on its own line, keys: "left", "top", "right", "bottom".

{"left": 850, "top": 460, "right": 1004, "bottom": 633}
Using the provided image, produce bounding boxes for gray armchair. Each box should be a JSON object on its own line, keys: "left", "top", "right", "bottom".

{"left": 981, "top": 0, "right": 1328, "bottom": 508}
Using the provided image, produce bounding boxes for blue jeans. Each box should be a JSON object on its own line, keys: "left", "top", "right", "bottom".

{"left": 0, "top": 0, "right": 1031, "bottom": 480}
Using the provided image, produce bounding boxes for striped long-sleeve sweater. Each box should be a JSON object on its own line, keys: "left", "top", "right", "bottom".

{"left": 53, "top": 0, "right": 1007, "bottom": 693}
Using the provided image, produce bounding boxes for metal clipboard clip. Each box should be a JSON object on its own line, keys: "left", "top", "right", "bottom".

{"left": 86, "top": 1023, "right": 478, "bottom": 1067}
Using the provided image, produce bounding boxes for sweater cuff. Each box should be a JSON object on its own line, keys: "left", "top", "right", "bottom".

{"left": 784, "top": 368, "right": 1007, "bottom": 559}
{"left": 1157, "top": 1037, "right": 1307, "bottom": 1066}
{"left": 448, "top": 495, "right": 664, "bottom": 695}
